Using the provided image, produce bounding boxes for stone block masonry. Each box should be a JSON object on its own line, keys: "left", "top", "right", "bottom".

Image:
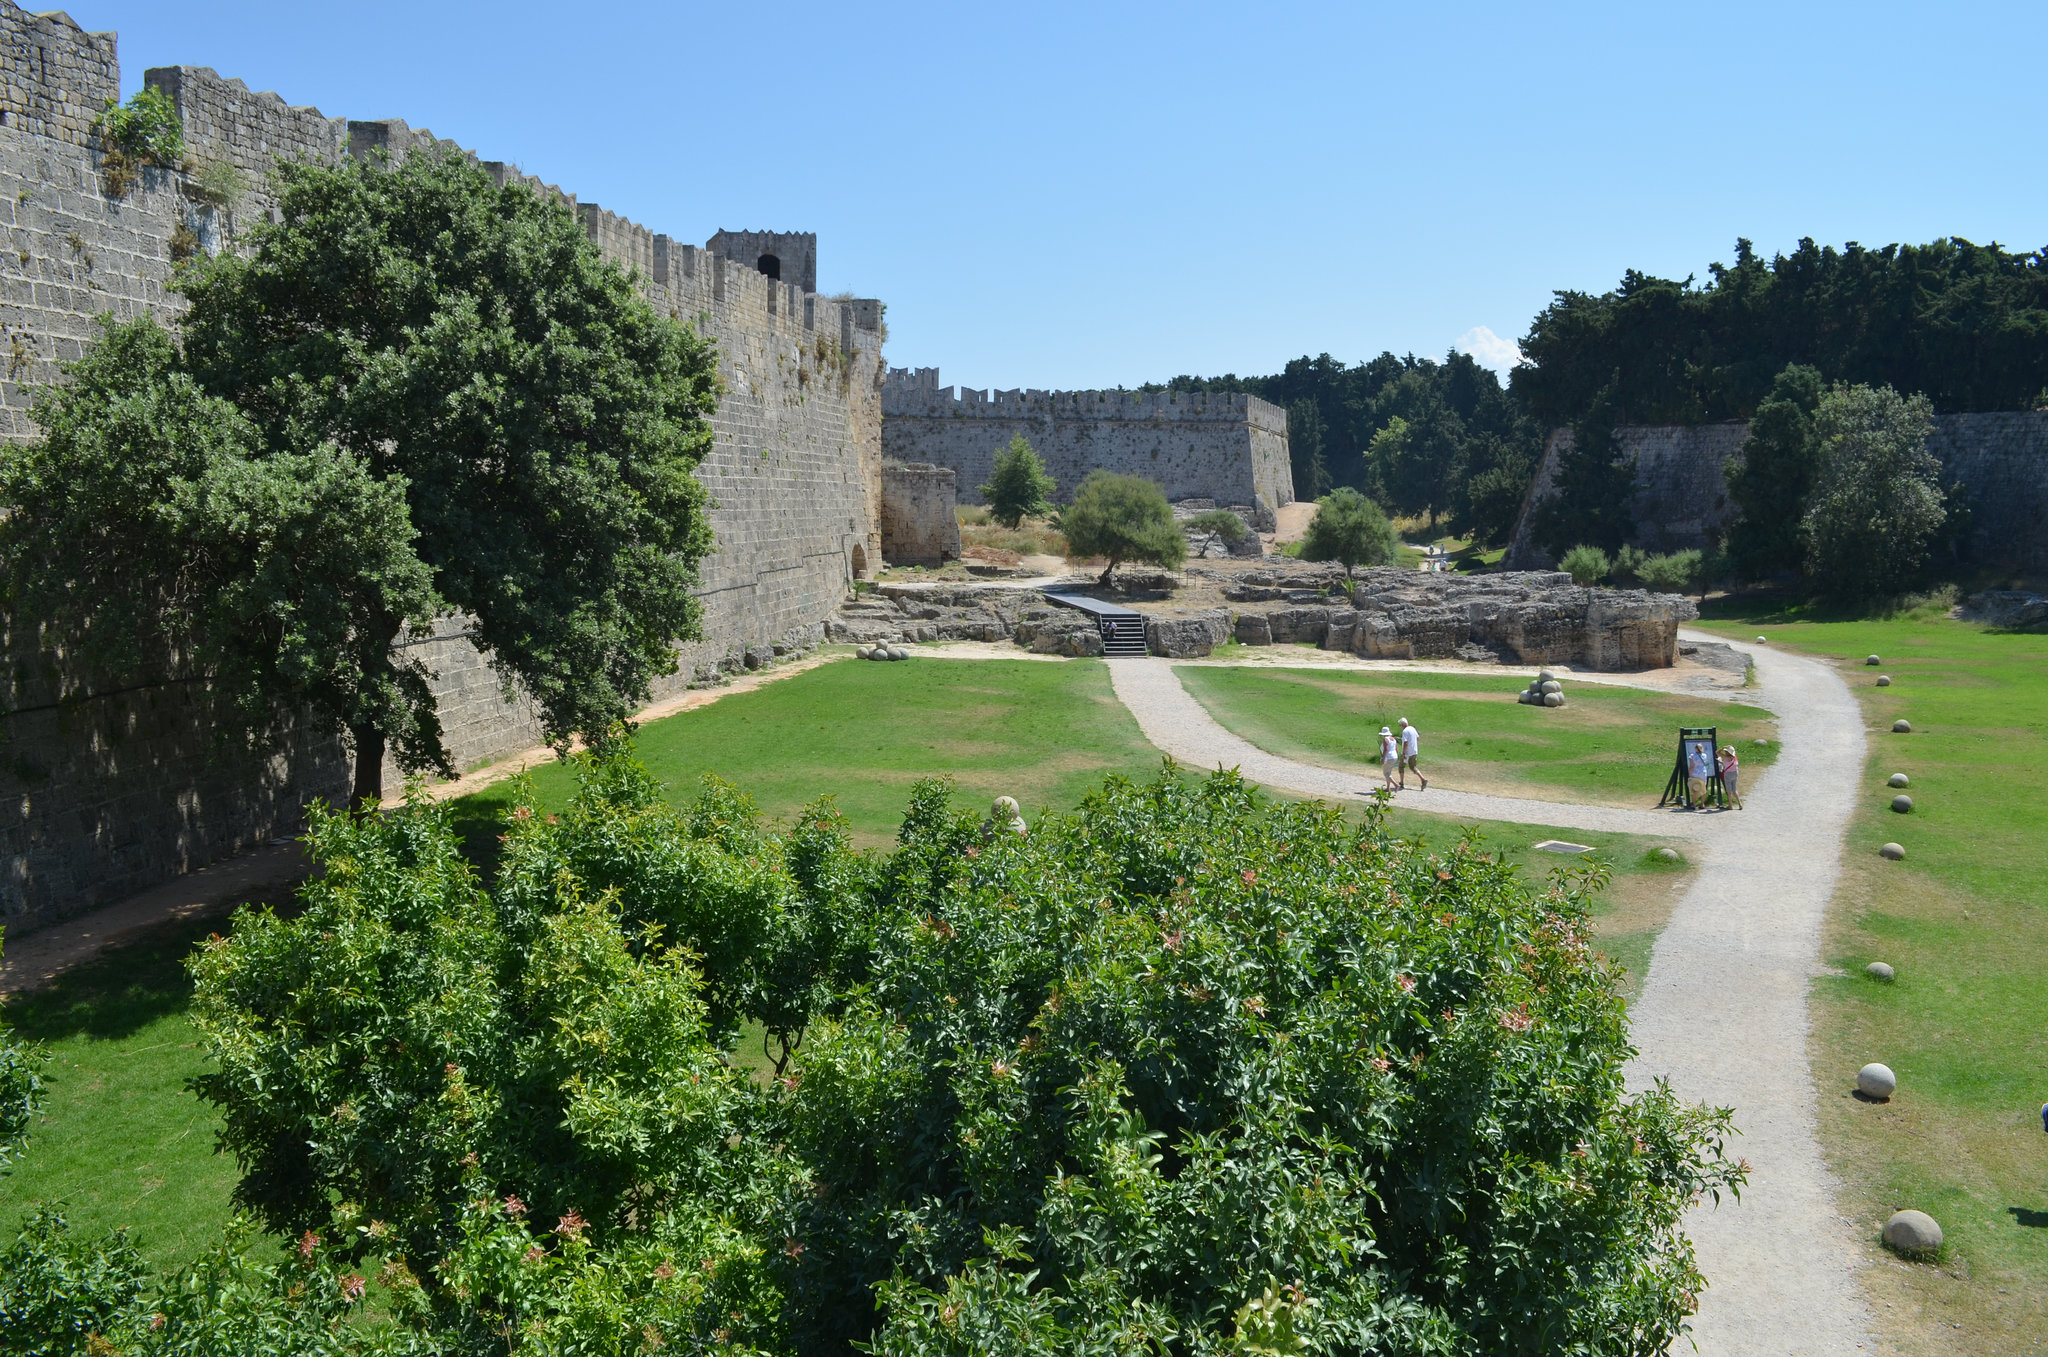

{"left": 0, "top": 0, "right": 887, "bottom": 932}
{"left": 883, "top": 367, "right": 1294, "bottom": 529}
{"left": 1506, "top": 414, "right": 2048, "bottom": 571}
{"left": 881, "top": 463, "right": 961, "bottom": 566}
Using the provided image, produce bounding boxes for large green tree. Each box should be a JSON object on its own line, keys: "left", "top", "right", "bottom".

{"left": 1802, "top": 384, "right": 1945, "bottom": 601}
{"left": 977, "top": 434, "right": 1056, "bottom": 528}
{"left": 1722, "top": 363, "right": 1825, "bottom": 581}
{"left": 0, "top": 149, "right": 721, "bottom": 807}
{"left": 1298, "top": 486, "right": 1398, "bottom": 578}
{"left": 1057, "top": 471, "right": 1186, "bottom": 587}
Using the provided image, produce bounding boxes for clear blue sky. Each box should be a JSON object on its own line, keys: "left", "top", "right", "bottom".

{"left": 88, "top": 0, "right": 2045, "bottom": 393}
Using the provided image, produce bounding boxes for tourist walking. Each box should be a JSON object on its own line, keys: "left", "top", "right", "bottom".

{"left": 1378, "top": 726, "right": 1400, "bottom": 790}
{"left": 1717, "top": 742, "right": 1743, "bottom": 809}
{"left": 1397, "top": 717, "right": 1428, "bottom": 790}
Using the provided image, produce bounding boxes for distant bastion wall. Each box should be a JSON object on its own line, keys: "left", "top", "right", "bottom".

{"left": 1505, "top": 414, "right": 2048, "bottom": 573}
{"left": 881, "top": 367, "right": 1293, "bottom": 527}
{"left": 0, "top": 2, "right": 886, "bottom": 933}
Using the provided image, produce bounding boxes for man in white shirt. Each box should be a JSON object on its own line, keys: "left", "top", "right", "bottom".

{"left": 1397, "top": 717, "right": 1427, "bottom": 790}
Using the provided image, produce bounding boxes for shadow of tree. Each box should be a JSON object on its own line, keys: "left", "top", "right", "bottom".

{"left": 2009, "top": 1206, "right": 2048, "bottom": 1229}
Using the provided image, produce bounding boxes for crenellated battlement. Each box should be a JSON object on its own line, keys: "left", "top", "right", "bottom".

{"left": 883, "top": 367, "right": 1293, "bottom": 516}
{"left": 0, "top": 6, "right": 116, "bottom": 147}
{"left": 884, "top": 366, "right": 1286, "bottom": 430}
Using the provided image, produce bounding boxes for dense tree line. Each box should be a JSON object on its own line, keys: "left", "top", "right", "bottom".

{"left": 1146, "top": 351, "right": 1544, "bottom": 546}
{"left": 1513, "top": 235, "right": 2048, "bottom": 427}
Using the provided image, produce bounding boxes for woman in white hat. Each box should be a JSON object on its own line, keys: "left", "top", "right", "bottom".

{"left": 1378, "top": 726, "right": 1400, "bottom": 790}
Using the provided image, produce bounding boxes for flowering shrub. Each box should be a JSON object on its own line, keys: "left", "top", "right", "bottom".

{"left": 774, "top": 767, "right": 1743, "bottom": 1355}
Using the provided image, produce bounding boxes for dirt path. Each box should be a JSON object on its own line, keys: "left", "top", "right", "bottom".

{"left": 1105, "top": 638, "right": 1877, "bottom": 1355}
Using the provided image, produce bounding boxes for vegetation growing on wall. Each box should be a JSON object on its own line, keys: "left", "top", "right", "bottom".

{"left": 93, "top": 87, "right": 184, "bottom": 199}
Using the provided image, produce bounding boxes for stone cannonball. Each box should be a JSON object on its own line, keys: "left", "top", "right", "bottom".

{"left": 1866, "top": 961, "right": 1895, "bottom": 981}
{"left": 991, "top": 796, "right": 1021, "bottom": 819}
{"left": 1892, "top": 719, "right": 1912, "bottom": 733}
{"left": 888, "top": 646, "right": 909, "bottom": 661}
{"left": 1654, "top": 847, "right": 1682, "bottom": 863}
{"left": 1754, "top": 738, "right": 1768, "bottom": 747}
{"left": 1540, "top": 680, "right": 1563, "bottom": 695}
{"left": 1866, "top": 654, "right": 1882, "bottom": 666}
{"left": 1882, "top": 1210, "right": 1943, "bottom": 1256}
{"left": 867, "top": 645, "right": 888, "bottom": 660}
{"left": 1879, "top": 842, "right": 1906, "bottom": 860}
{"left": 1891, "top": 794, "right": 1914, "bottom": 813}
{"left": 1537, "top": 668, "right": 1557, "bottom": 682}
{"left": 1756, "top": 635, "right": 1767, "bottom": 643}
{"left": 1007, "top": 815, "right": 1029, "bottom": 837}
{"left": 1887, "top": 773, "right": 1910, "bottom": 788}
{"left": 1543, "top": 692, "right": 1565, "bottom": 708}
{"left": 1876, "top": 676, "right": 1892, "bottom": 687}
{"left": 1858, "top": 1062, "right": 1898, "bottom": 1099}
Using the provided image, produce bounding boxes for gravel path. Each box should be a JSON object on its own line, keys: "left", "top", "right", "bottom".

{"left": 1106, "top": 637, "right": 1877, "bottom": 1355}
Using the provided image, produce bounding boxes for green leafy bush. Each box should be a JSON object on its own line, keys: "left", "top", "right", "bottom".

{"left": 1057, "top": 471, "right": 1186, "bottom": 586}
{"left": 25, "top": 756, "right": 1739, "bottom": 1355}
{"left": 1801, "top": 383, "right": 1945, "bottom": 602}
{"left": 978, "top": 436, "right": 1058, "bottom": 529}
{"left": 1298, "top": 486, "right": 1397, "bottom": 578}
{"left": 775, "top": 768, "right": 1744, "bottom": 1355}
{"left": 186, "top": 774, "right": 803, "bottom": 1274}
{"left": 1183, "top": 508, "right": 1249, "bottom": 544}
{"left": 1560, "top": 543, "right": 1611, "bottom": 586}
{"left": 1635, "top": 548, "right": 1704, "bottom": 595}
{"left": 0, "top": 937, "right": 48, "bottom": 1179}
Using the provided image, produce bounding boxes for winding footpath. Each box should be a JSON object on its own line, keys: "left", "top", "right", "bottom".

{"left": 1105, "top": 633, "right": 1878, "bottom": 1356}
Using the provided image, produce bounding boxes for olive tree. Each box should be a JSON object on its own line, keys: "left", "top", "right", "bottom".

{"left": 0, "top": 148, "right": 721, "bottom": 807}
{"left": 1298, "top": 486, "right": 1397, "bottom": 578}
{"left": 1057, "top": 471, "right": 1185, "bottom": 587}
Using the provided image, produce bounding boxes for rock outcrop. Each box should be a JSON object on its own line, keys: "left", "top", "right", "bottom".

{"left": 827, "top": 585, "right": 1041, "bottom": 645}
{"left": 1145, "top": 609, "right": 1232, "bottom": 658}
{"left": 1224, "top": 567, "right": 1697, "bottom": 670}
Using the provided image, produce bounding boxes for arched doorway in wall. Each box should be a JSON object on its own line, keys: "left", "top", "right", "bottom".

{"left": 756, "top": 253, "right": 781, "bottom": 280}
{"left": 849, "top": 543, "right": 867, "bottom": 580}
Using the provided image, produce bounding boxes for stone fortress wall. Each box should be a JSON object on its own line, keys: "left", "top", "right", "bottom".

{"left": 882, "top": 366, "right": 1294, "bottom": 528}
{"left": 0, "top": 2, "right": 885, "bottom": 933}
{"left": 1505, "top": 414, "right": 2048, "bottom": 572}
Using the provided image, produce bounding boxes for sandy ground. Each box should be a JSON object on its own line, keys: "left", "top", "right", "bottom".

{"left": 1104, "top": 636, "right": 1876, "bottom": 1356}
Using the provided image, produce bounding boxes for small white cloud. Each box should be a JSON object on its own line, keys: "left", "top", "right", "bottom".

{"left": 1455, "top": 325, "right": 1525, "bottom": 378}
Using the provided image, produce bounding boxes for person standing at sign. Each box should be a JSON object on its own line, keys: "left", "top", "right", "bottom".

{"left": 1717, "top": 742, "right": 1743, "bottom": 809}
{"left": 1397, "top": 717, "right": 1428, "bottom": 790}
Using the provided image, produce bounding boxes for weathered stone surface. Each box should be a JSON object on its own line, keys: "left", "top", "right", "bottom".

{"left": 880, "top": 462, "right": 962, "bottom": 566}
{"left": 1858, "top": 1062, "right": 1898, "bottom": 1099}
{"left": 1888, "top": 773, "right": 1910, "bottom": 787}
{"left": 1879, "top": 842, "right": 1907, "bottom": 860}
{"left": 1866, "top": 654, "right": 1882, "bottom": 665}
{"left": 1891, "top": 795, "right": 1914, "bottom": 813}
{"left": 1235, "top": 612, "right": 1274, "bottom": 645}
{"left": 1892, "top": 719, "right": 1913, "bottom": 733}
{"left": 1876, "top": 676, "right": 1892, "bottom": 686}
{"left": 1225, "top": 567, "right": 1695, "bottom": 670}
{"left": 1145, "top": 609, "right": 1231, "bottom": 658}
{"left": 1655, "top": 847, "right": 1682, "bottom": 862}
{"left": 1883, "top": 1210, "right": 1943, "bottom": 1255}
{"left": 1866, "top": 961, "right": 1895, "bottom": 981}
{"left": 1961, "top": 588, "right": 2048, "bottom": 631}
{"left": 827, "top": 584, "right": 1038, "bottom": 645}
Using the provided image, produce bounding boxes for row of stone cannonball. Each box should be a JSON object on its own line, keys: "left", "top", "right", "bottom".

{"left": 860, "top": 644, "right": 911, "bottom": 662}
{"left": 1858, "top": 652, "right": 1947, "bottom": 1260}
{"left": 1516, "top": 670, "right": 1566, "bottom": 707}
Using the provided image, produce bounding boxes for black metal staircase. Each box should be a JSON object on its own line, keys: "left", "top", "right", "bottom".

{"left": 1043, "top": 593, "right": 1151, "bottom": 659}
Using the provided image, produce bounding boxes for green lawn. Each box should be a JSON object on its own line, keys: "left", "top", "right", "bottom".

{"left": 0, "top": 916, "right": 245, "bottom": 1273}
{"left": 451, "top": 654, "right": 1162, "bottom": 852}
{"left": 1695, "top": 607, "right": 2048, "bottom": 1354}
{"left": 1177, "top": 665, "right": 1778, "bottom": 808}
